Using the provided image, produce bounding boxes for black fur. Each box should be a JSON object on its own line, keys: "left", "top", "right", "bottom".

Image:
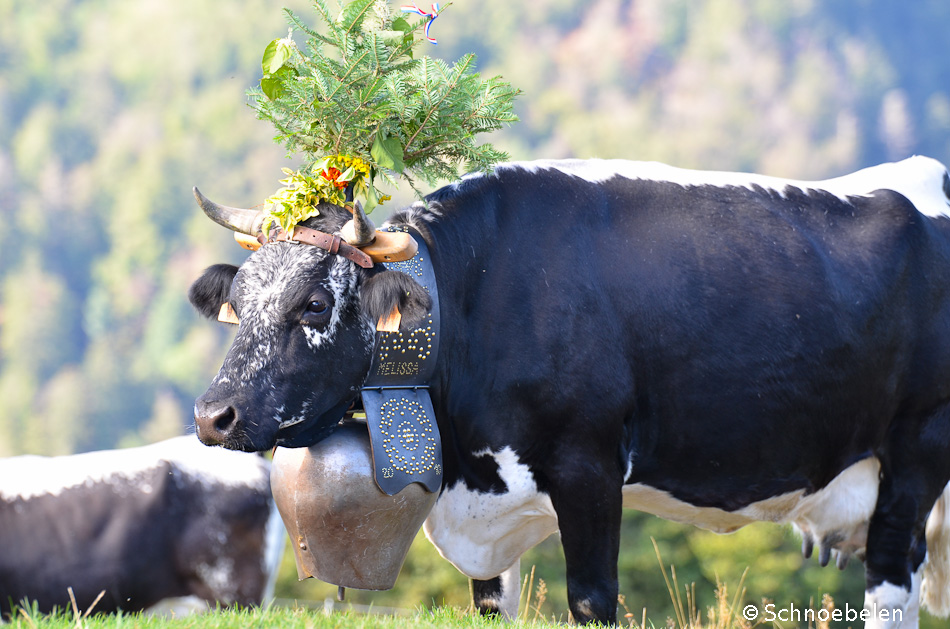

{"left": 472, "top": 577, "right": 504, "bottom": 616}
{"left": 360, "top": 270, "right": 432, "bottom": 331}
{"left": 188, "top": 264, "right": 238, "bottom": 319}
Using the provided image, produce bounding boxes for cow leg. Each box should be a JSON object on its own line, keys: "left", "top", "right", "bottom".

{"left": 864, "top": 479, "right": 932, "bottom": 629}
{"left": 472, "top": 559, "right": 521, "bottom": 619}
{"left": 550, "top": 472, "right": 623, "bottom": 624}
{"left": 864, "top": 413, "right": 950, "bottom": 629}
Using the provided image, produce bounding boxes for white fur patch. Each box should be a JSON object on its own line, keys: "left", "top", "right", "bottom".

{"left": 278, "top": 401, "right": 311, "bottom": 430}
{"left": 0, "top": 436, "right": 269, "bottom": 501}
{"left": 227, "top": 248, "right": 327, "bottom": 386}
{"left": 903, "top": 568, "right": 923, "bottom": 628}
{"left": 574, "top": 598, "right": 595, "bottom": 620}
{"left": 864, "top": 581, "right": 910, "bottom": 629}
{"left": 301, "top": 255, "right": 356, "bottom": 350}
{"left": 504, "top": 156, "right": 950, "bottom": 217}
{"left": 497, "top": 560, "right": 522, "bottom": 619}
{"left": 144, "top": 595, "right": 210, "bottom": 617}
{"left": 196, "top": 556, "right": 236, "bottom": 602}
{"left": 623, "top": 458, "right": 880, "bottom": 544}
{"left": 427, "top": 451, "right": 883, "bottom": 588}
{"left": 423, "top": 446, "right": 558, "bottom": 580}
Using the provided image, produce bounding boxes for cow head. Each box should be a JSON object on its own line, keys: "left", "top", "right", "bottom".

{"left": 188, "top": 191, "right": 431, "bottom": 452}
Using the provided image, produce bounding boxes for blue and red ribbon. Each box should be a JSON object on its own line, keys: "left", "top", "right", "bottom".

{"left": 401, "top": 2, "right": 441, "bottom": 44}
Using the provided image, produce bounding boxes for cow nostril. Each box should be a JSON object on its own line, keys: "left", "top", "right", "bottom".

{"left": 213, "top": 406, "right": 237, "bottom": 433}
{"left": 195, "top": 399, "right": 240, "bottom": 445}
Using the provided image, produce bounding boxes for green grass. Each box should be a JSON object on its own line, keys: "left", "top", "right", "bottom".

{"left": 6, "top": 604, "right": 573, "bottom": 629}
{"left": 9, "top": 541, "right": 938, "bottom": 629}
{"left": 0, "top": 542, "right": 839, "bottom": 629}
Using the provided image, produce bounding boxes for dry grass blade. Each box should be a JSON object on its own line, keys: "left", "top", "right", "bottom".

{"left": 532, "top": 577, "right": 548, "bottom": 621}
{"left": 17, "top": 607, "right": 38, "bottom": 629}
{"left": 67, "top": 587, "right": 82, "bottom": 629}
{"left": 64, "top": 587, "right": 105, "bottom": 628}
{"left": 670, "top": 564, "right": 688, "bottom": 627}
{"left": 652, "top": 537, "right": 688, "bottom": 628}
{"left": 84, "top": 591, "right": 105, "bottom": 619}
{"left": 517, "top": 570, "right": 531, "bottom": 618}
{"left": 727, "top": 567, "right": 749, "bottom": 627}
{"left": 523, "top": 564, "right": 536, "bottom": 621}
{"left": 686, "top": 582, "right": 700, "bottom": 627}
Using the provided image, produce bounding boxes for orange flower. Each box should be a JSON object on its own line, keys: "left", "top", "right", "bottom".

{"left": 321, "top": 167, "right": 350, "bottom": 190}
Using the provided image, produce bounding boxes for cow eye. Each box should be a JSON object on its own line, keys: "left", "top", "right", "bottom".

{"left": 301, "top": 298, "right": 331, "bottom": 326}
{"left": 307, "top": 300, "right": 329, "bottom": 315}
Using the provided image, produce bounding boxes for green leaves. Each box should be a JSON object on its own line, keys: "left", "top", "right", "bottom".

{"left": 371, "top": 135, "right": 405, "bottom": 173}
{"left": 250, "top": 0, "right": 521, "bottom": 211}
{"left": 260, "top": 35, "right": 297, "bottom": 100}
{"left": 262, "top": 37, "right": 293, "bottom": 74}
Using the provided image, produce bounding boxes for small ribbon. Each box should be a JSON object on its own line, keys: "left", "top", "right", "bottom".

{"left": 401, "top": 2, "right": 440, "bottom": 44}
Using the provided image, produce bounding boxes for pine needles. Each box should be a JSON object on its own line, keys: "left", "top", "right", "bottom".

{"left": 250, "top": 0, "right": 520, "bottom": 212}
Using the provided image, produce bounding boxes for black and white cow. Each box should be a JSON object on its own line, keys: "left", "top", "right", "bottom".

{"left": 0, "top": 436, "right": 285, "bottom": 616}
{"left": 188, "top": 156, "right": 950, "bottom": 627}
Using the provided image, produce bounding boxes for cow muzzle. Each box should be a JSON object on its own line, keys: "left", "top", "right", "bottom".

{"left": 193, "top": 396, "right": 250, "bottom": 450}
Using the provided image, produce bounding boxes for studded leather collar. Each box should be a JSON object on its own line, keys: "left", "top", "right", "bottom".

{"left": 360, "top": 228, "right": 443, "bottom": 495}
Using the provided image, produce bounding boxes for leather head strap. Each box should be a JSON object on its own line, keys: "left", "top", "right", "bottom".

{"left": 257, "top": 226, "right": 373, "bottom": 268}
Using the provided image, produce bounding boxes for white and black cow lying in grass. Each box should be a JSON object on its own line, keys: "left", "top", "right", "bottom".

{"left": 0, "top": 436, "right": 284, "bottom": 617}
{"left": 188, "top": 156, "right": 950, "bottom": 627}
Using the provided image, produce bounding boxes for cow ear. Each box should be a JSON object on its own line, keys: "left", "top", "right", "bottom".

{"left": 361, "top": 270, "right": 432, "bottom": 332}
{"left": 189, "top": 264, "right": 239, "bottom": 320}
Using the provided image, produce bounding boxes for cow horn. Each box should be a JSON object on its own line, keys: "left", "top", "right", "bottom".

{"left": 340, "top": 200, "right": 376, "bottom": 247}
{"left": 193, "top": 187, "right": 264, "bottom": 236}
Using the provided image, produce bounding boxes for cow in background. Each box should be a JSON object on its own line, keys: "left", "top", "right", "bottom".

{"left": 0, "top": 436, "right": 285, "bottom": 616}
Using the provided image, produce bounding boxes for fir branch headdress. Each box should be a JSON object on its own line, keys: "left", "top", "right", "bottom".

{"left": 252, "top": 0, "right": 520, "bottom": 234}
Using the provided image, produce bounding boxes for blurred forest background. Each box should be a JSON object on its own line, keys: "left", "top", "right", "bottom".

{"left": 3, "top": 0, "right": 950, "bottom": 625}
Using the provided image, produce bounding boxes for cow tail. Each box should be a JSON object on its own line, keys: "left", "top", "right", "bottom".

{"left": 261, "top": 498, "right": 287, "bottom": 604}
{"left": 922, "top": 481, "right": 950, "bottom": 617}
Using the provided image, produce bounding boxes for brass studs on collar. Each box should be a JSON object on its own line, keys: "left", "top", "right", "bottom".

{"left": 378, "top": 398, "right": 438, "bottom": 476}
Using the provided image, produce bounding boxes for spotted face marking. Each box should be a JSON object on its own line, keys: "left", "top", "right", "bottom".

{"left": 300, "top": 254, "right": 363, "bottom": 350}
{"left": 224, "top": 246, "right": 362, "bottom": 387}
{"left": 195, "top": 240, "right": 377, "bottom": 450}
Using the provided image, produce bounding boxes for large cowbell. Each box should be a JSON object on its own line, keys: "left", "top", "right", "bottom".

{"left": 270, "top": 423, "right": 437, "bottom": 590}
{"left": 362, "top": 231, "right": 443, "bottom": 496}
